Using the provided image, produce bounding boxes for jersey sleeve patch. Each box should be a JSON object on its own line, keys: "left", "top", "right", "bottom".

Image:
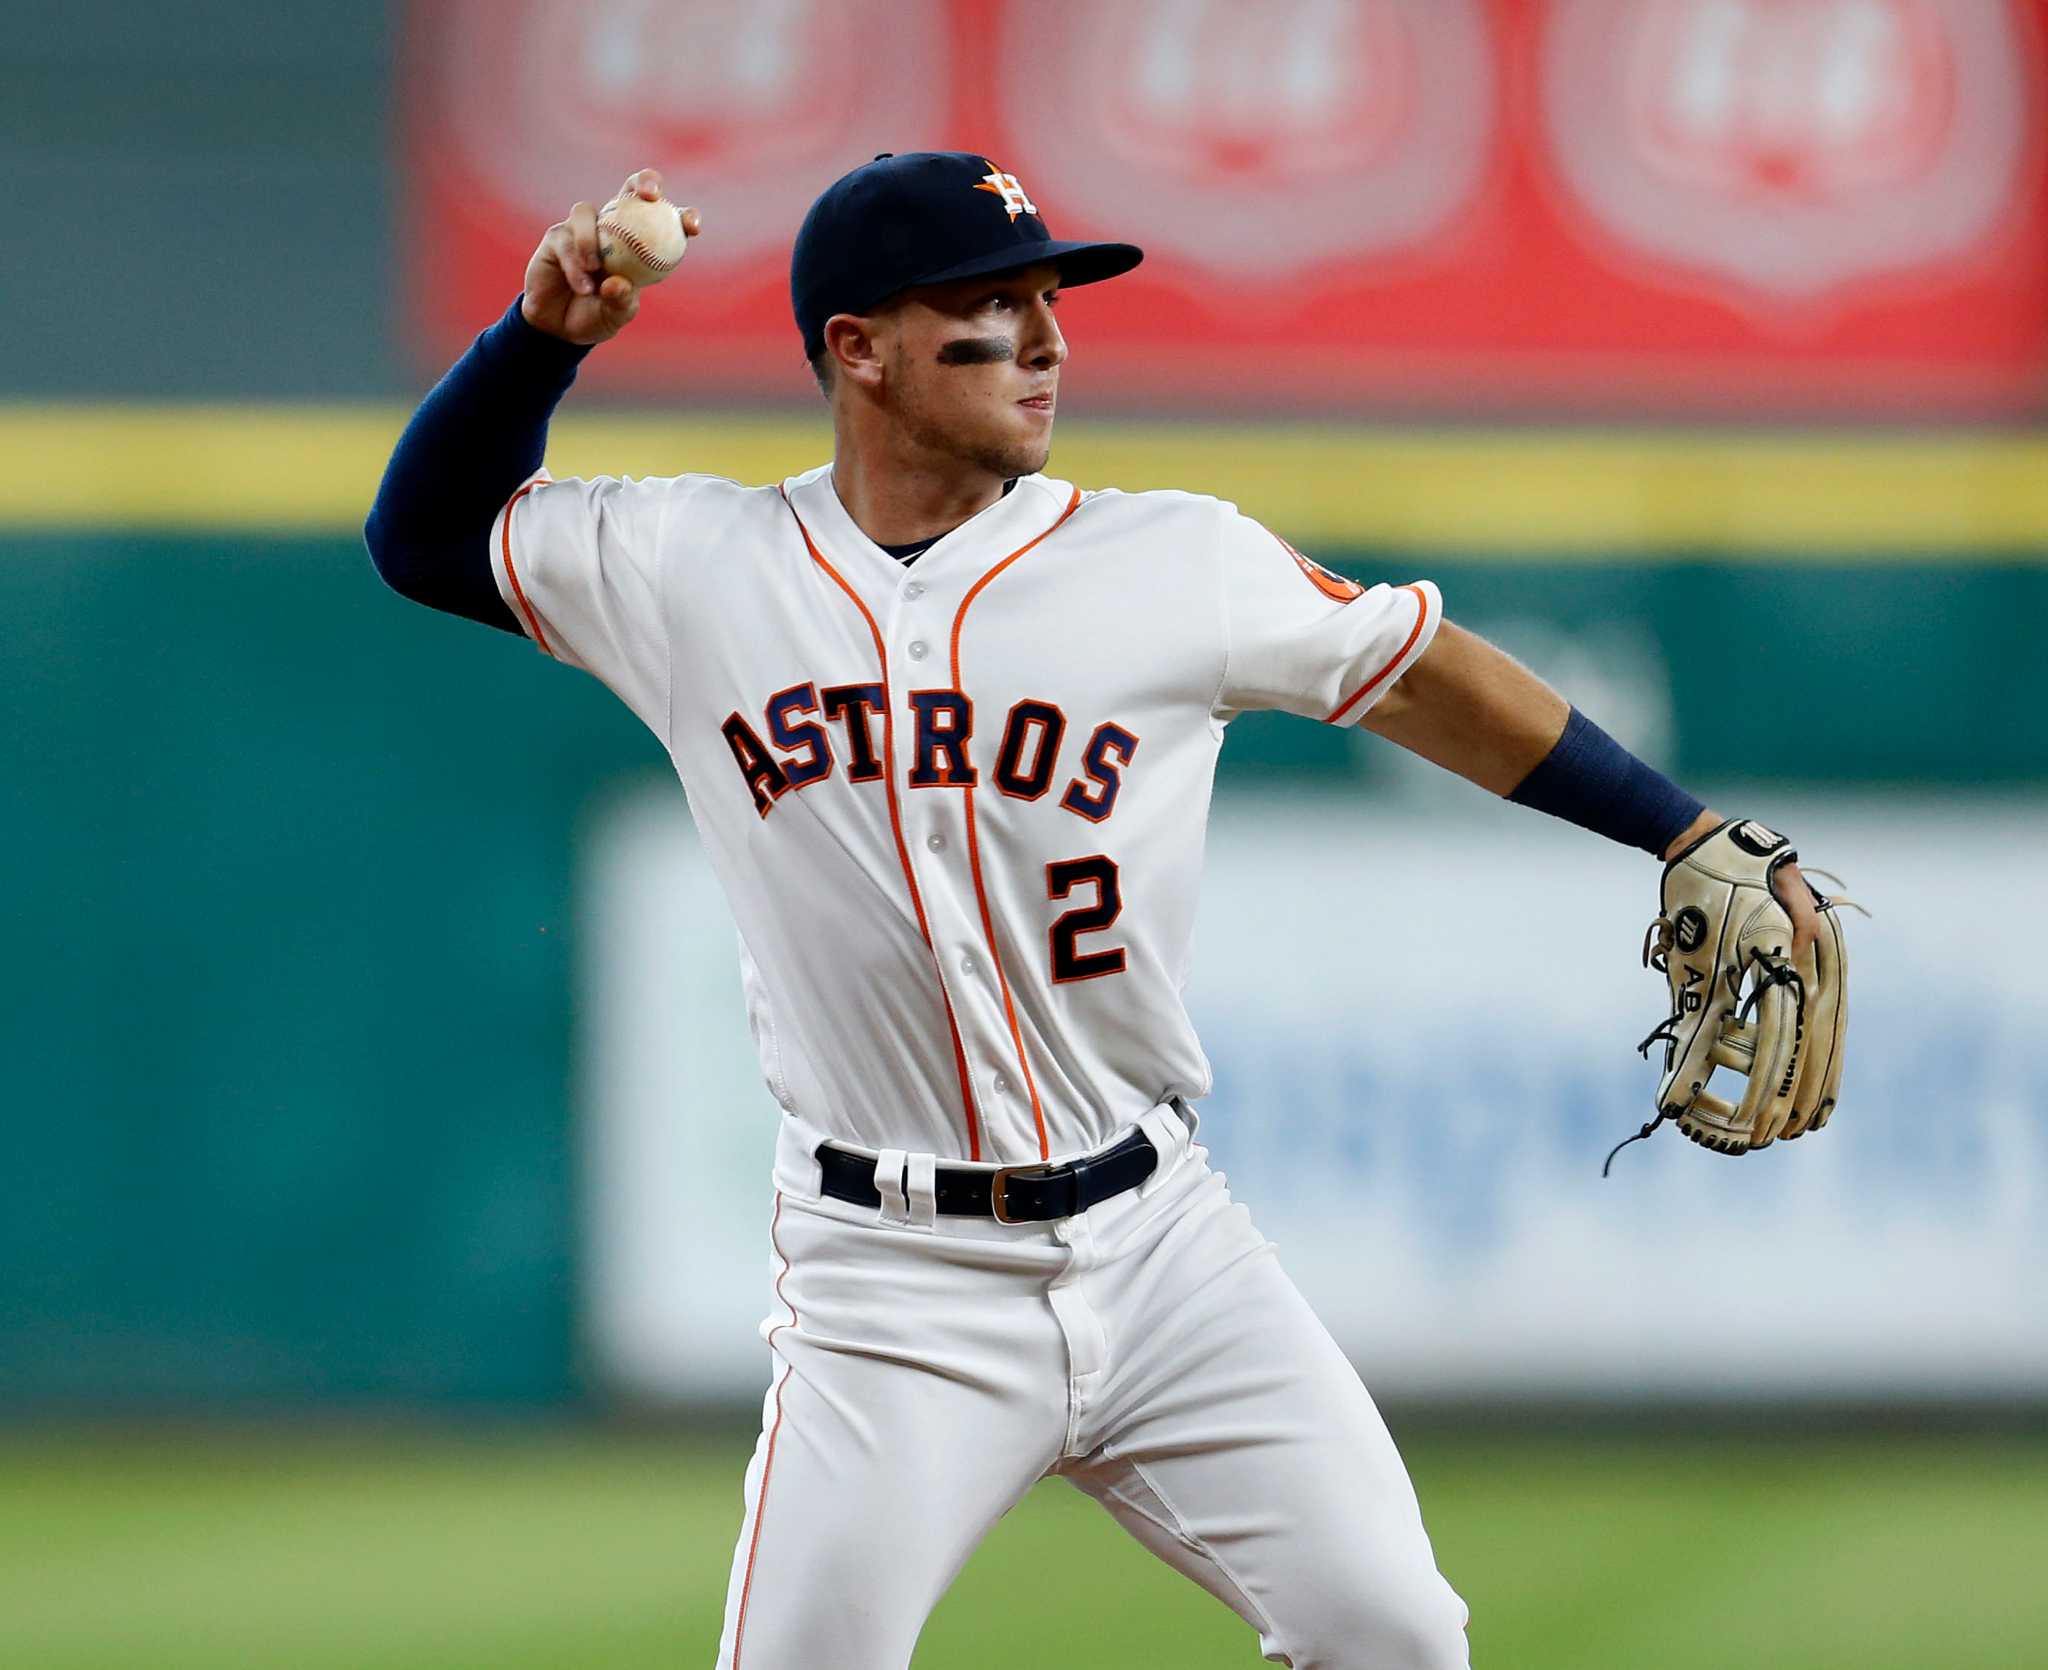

{"left": 1215, "top": 508, "right": 1440, "bottom": 725}
{"left": 1283, "top": 539, "right": 1365, "bottom": 604}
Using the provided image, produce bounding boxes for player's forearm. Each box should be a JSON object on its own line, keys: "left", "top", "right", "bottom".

{"left": 1360, "top": 621, "right": 1568, "bottom": 793}
{"left": 1362, "top": 620, "right": 1705, "bottom": 857}
{"left": 363, "top": 298, "right": 593, "bottom": 631}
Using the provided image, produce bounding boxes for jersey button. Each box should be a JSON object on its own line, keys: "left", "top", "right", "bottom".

{"left": 907, "top": 639, "right": 929, "bottom": 660}
{"left": 926, "top": 832, "right": 946, "bottom": 852}
{"left": 960, "top": 953, "right": 978, "bottom": 977}
{"left": 992, "top": 1072, "right": 1011, "bottom": 1096}
{"left": 903, "top": 581, "right": 926, "bottom": 600}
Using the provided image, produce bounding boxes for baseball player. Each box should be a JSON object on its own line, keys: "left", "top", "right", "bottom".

{"left": 366, "top": 153, "right": 1843, "bottom": 1668}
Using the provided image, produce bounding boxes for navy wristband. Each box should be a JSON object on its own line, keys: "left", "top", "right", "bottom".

{"left": 1507, "top": 707, "right": 1704, "bottom": 857}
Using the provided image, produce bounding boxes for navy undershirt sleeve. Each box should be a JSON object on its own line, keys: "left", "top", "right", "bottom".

{"left": 363, "top": 298, "right": 594, "bottom": 634}
{"left": 1507, "top": 706, "right": 1705, "bottom": 858}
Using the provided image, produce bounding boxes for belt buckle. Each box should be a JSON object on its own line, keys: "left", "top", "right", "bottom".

{"left": 989, "top": 1162, "right": 1053, "bottom": 1224}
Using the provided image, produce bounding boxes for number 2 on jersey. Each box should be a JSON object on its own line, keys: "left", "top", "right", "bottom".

{"left": 1047, "top": 856, "right": 1126, "bottom": 982}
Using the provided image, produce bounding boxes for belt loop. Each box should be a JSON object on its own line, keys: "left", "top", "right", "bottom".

{"left": 873, "top": 1147, "right": 910, "bottom": 1223}
{"left": 1135, "top": 1100, "right": 1192, "bottom": 1198}
{"left": 904, "top": 1152, "right": 938, "bottom": 1230}
{"left": 783, "top": 1116, "right": 828, "bottom": 1201}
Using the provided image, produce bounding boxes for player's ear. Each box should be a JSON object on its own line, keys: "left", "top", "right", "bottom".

{"left": 823, "top": 314, "right": 887, "bottom": 392}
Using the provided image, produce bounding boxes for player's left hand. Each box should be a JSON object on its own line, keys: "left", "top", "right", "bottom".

{"left": 1772, "top": 858, "right": 1822, "bottom": 959}
{"left": 1613, "top": 817, "right": 1858, "bottom": 1172}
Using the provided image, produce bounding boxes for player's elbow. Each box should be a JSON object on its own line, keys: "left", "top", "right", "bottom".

{"left": 363, "top": 504, "right": 398, "bottom": 585}
{"left": 363, "top": 504, "right": 521, "bottom": 634}
{"left": 364, "top": 495, "right": 399, "bottom": 564}
{"left": 363, "top": 503, "right": 438, "bottom": 605}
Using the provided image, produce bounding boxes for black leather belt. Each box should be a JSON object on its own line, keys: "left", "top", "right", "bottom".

{"left": 815, "top": 1125, "right": 1160, "bottom": 1224}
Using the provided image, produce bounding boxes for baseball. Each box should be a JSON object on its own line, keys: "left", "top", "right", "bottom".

{"left": 597, "top": 192, "right": 689, "bottom": 287}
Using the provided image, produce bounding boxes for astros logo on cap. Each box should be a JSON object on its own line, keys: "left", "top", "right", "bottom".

{"left": 974, "top": 161, "right": 1038, "bottom": 222}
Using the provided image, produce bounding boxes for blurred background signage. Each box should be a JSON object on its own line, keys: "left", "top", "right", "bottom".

{"left": 408, "top": 0, "right": 2048, "bottom": 413}
{"left": 584, "top": 789, "right": 2048, "bottom": 1405}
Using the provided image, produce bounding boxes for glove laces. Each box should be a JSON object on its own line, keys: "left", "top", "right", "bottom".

{"left": 1610, "top": 879, "right": 1867, "bottom": 1176}
{"left": 1602, "top": 1111, "right": 1672, "bottom": 1177}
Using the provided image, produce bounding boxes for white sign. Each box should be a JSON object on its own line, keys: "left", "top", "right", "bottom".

{"left": 582, "top": 783, "right": 2048, "bottom": 1401}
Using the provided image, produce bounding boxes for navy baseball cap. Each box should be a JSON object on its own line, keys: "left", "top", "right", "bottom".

{"left": 792, "top": 151, "right": 1143, "bottom": 359}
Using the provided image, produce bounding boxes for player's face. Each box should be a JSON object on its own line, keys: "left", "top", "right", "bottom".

{"left": 879, "top": 263, "right": 1067, "bottom": 480}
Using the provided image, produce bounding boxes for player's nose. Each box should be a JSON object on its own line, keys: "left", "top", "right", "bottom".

{"left": 1022, "top": 301, "right": 1066, "bottom": 371}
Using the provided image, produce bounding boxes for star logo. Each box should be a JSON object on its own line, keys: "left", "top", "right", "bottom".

{"left": 973, "top": 161, "right": 1038, "bottom": 222}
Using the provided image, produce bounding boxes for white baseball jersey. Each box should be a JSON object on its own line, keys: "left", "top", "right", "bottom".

{"left": 488, "top": 461, "right": 1440, "bottom": 1164}
{"left": 485, "top": 456, "right": 1472, "bottom": 1669}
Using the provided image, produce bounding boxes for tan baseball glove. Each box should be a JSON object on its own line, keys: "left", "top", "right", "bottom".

{"left": 1607, "top": 819, "right": 1855, "bottom": 1172}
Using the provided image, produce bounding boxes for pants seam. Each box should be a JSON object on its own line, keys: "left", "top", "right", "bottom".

{"left": 1123, "top": 1451, "right": 1293, "bottom": 1665}
{"left": 730, "top": 1190, "right": 799, "bottom": 1670}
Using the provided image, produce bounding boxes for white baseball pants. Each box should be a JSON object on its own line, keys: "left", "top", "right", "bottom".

{"left": 714, "top": 1103, "right": 1471, "bottom": 1669}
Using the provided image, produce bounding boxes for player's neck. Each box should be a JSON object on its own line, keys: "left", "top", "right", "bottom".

{"left": 830, "top": 427, "right": 1015, "bottom": 550}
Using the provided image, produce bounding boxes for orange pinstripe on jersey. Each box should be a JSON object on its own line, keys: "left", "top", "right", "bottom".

{"left": 949, "top": 485, "right": 1084, "bottom": 1162}
{"left": 781, "top": 489, "right": 986, "bottom": 1160}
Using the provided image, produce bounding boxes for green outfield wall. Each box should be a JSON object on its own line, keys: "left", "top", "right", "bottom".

{"left": 5, "top": 537, "right": 636, "bottom": 1407}
{"left": 4, "top": 523, "right": 2040, "bottom": 1409}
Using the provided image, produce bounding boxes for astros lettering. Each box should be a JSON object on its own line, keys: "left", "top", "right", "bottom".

{"left": 721, "top": 683, "right": 1137, "bottom": 821}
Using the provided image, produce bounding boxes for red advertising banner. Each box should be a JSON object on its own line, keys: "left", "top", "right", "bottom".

{"left": 404, "top": 0, "right": 2048, "bottom": 416}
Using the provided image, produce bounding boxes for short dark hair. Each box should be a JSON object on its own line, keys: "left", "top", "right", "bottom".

{"left": 808, "top": 347, "right": 834, "bottom": 399}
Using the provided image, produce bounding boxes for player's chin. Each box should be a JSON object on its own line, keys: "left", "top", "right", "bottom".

{"left": 966, "top": 430, "right": 1052, "bottom": 481}
{"left": 999, "top": 415, "right": 1056, "bottom": 477}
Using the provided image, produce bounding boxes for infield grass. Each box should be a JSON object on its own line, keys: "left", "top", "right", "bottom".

{"left": 2, "top": 1428, "right": 2042, "bottom": 1668}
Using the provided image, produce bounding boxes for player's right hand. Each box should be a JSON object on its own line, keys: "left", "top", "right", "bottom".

{"left": 520, "top": 169, "right": 702, "bottom": 346}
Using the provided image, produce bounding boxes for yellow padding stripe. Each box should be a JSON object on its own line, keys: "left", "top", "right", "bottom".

{"left": 4, "top": 405, "right": 2046, "bottom": 557}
